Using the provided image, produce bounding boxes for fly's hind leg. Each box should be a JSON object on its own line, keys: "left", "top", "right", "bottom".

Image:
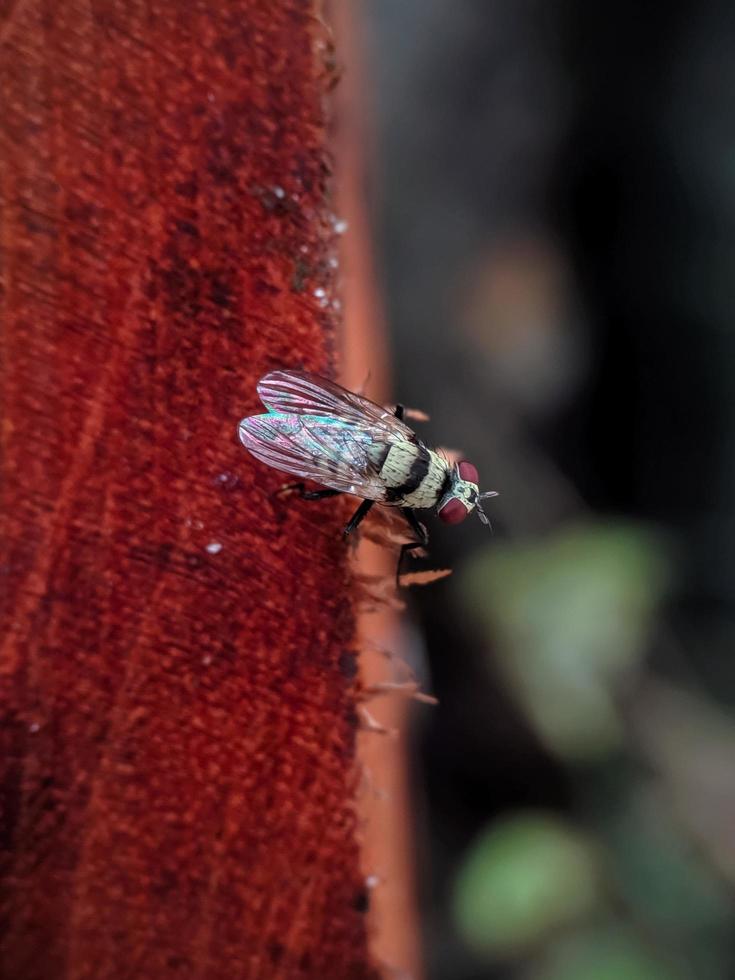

{"left": 278, "top": 483, "right": 374, "bottom": 540}
{"left": 397, "top": 509, "right": 429, "bottom": 586}
{"left": 343, "top": 499, "right": 374, "bottom": 538}
{"left": 276, "top": 481, "right": 342, "bottom": 501}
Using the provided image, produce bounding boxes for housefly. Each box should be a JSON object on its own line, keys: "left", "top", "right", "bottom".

{"left": 238, "top": 370, "right": 497, "bottom": 579}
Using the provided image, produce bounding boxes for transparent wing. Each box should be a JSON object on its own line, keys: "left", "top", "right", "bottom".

{"left": 257, "top": 370, "right": 419, "bottom": 444}
{"left": 238, "top": 412, "right": 391, "bottom": 500}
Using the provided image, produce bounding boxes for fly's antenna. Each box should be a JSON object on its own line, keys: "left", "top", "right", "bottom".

{"left": 476, "top": 490, "right": 499, "bottom": 529}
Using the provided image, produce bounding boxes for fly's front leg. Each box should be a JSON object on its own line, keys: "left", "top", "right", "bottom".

{"left": 397, "top": 509, "right": 429, "bottom": 585}
{"left": 275, "top": 481, "right": 342, "bottom": 501}
{"left": 392, "top": 402, "right": 430, "bottom": 423}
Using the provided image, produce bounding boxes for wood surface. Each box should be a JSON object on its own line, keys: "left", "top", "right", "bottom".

{"left": 0, "top": 2, "right": 378, "bottom": 977}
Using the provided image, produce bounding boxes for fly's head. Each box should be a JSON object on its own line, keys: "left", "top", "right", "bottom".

{"left": 437, "top": 461, "right": 498, "bottom": 526}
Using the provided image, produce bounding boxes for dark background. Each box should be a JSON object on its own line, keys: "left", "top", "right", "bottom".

{"left": 364, "top": 2, "right": 735, "bottom": 978}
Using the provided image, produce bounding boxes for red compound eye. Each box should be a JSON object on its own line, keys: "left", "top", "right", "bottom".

{"left": 458, "top": 460, "right": 479, "bottom": 484}
{"left": 438, "top": 498, "right": 469, "bottom": 524}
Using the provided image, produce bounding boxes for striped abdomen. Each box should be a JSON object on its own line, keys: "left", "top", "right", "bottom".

{"left": 372, "top": 442, "right": 450, "bottom": 509}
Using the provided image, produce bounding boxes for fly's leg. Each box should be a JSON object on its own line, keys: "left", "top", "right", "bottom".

{"left": 397, "top": 510, "right": 429, "bottom": 585}
{"left": 393, "top": 403, "right": 405, "bottom": 421}
{"left": 343, "top": 499, "right": 374, "bottom": 538}
{"left": 276, "top": 481, "right": 342, "bottom": 501}
{"left": 278, "top": 483, "right": 373, "bottom": 540}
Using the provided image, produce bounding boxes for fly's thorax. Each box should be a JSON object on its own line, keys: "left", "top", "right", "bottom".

{"left": 375, "top": 443, "right": 450, "bottom": 508}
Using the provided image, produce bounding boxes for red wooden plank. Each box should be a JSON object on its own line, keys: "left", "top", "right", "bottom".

{"left": 0, "top": 2, "right": 377, "bottom": 977}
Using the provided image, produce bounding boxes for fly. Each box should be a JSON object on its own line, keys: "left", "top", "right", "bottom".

{"left": 238, "top": 370, "right": 497, "bottom": 580}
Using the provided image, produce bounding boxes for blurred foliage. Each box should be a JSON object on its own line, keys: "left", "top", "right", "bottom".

{"left": 451, "top": 786, "right": 732, "bottom": 978}
{"left": 528, "top": 927, "right": 679, "bottom": 980}
{"left": 365, "top": 1, "right": 735, "bottom": 977}
{"left": 461, "top": 523, "right": 670, "bottom": 759}
{"left": 606, "top": 786, "right": 731, "bottom": 942}
{"left": 452, "top": 812, "right": 601, "bottom": 956}
{"left": 447, "top": 523, "right": 735, "bottom": 978}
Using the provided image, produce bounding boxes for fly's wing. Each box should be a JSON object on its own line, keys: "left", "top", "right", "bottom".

{"left": 238, "top": 412, "right": 391, "bottom": 500}
{"left": 257, "top": 370, "right": 419, "bottom": 445}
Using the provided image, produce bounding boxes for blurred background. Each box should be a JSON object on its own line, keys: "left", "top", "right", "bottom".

{"left": 359, "top": 2, "right": 735, "bottom": 978}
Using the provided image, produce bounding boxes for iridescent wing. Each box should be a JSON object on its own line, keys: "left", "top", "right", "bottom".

{"left": 239, "top": 372, "right": 424, "bottom": 501}
{"left": 256, "top": 371, "right": 420, "bottom": 444}
{"left": 238, "top": 411, "right": 391, "bottom": 499}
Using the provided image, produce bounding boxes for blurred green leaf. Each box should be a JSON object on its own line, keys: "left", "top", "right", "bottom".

{"left": 461, "top": 523, "right": 670, "bottom": 759}
{"left": 453, "top": 812, "right": 601, "bottom": 956}
{"left": 598, "top": 784, "right": 732, "bottom": 980}
{"left": 528, "top": 927, "right": 680, "bottom": 980}
{"left": 610, "top": 788, "right": 730, "bottom": 932}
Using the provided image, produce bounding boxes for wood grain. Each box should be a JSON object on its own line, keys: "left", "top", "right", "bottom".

{"left": 0, "top": 2, "right": 377, "bottom": 977}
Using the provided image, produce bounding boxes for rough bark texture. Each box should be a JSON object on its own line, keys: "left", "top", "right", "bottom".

{"left": 0, "top": 2, "right": 377, "bottom": 977}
